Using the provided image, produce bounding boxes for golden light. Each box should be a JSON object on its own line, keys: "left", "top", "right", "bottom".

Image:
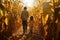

{"left": 20, "top": 0, "right": 34, "bottom": 7}
{"left": 20, "top": 0, "right": 39, "bottom": 8}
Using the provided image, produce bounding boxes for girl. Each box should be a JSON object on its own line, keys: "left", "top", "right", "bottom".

{"left": 29, "top": 16, "right": 35, "bottom": 34}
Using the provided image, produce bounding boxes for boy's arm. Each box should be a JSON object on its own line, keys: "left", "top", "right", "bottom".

{"left": 21, "top": 12, "right": 23, "bottom": 19}
{"left": 27, "top": 11, "right": 29, "bottom": 18}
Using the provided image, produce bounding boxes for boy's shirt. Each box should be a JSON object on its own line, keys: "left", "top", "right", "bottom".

{"left": 21, "top": 10, "right": 29, "bottom": 21}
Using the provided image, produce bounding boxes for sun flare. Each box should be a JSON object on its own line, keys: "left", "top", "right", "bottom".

{"left": 20, "top": 0, "right": 39, "bottom": 7}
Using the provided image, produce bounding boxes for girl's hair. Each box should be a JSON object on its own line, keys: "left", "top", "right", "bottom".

{"left": 30, "top": 16, "right": 33, "bottom": 20}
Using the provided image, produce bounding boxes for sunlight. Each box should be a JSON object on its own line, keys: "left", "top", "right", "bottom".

{"left": 20, "top": 0, "right": 34, "bottom": 7}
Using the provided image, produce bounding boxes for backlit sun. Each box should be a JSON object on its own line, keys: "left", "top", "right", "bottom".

{"left": 20, "top": 0, "right": 39, "bottom": 7}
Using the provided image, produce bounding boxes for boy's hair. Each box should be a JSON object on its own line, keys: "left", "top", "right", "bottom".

{"left": 30, "top": 16, "right": 33, "bottom": 20}
{"left": 24, "top": 7, "right": 27, "bottom": 10}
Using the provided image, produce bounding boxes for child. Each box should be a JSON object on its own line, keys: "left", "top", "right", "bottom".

{"left": 29, "top": 16, "right": 35, "bottom": 34}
